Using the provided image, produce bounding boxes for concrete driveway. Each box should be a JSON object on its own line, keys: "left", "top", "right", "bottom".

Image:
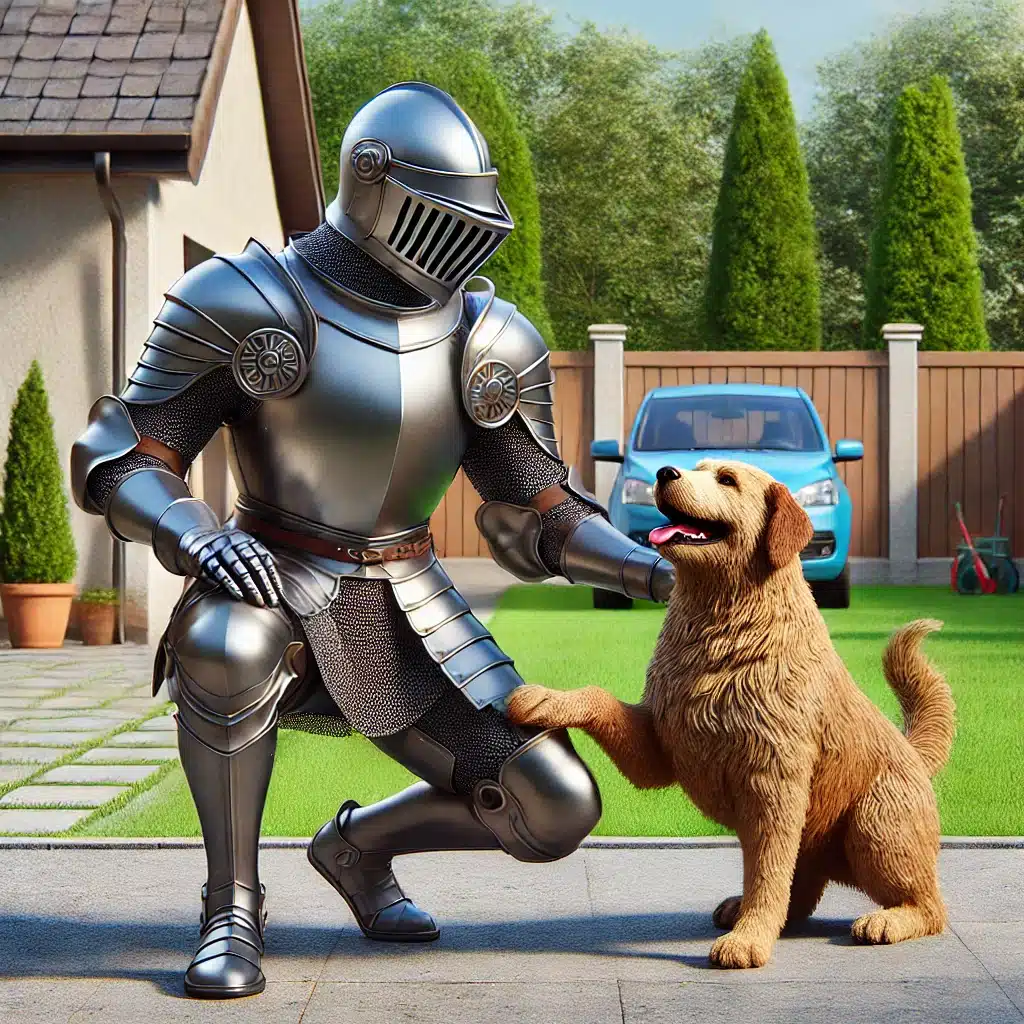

{"left": 0, "top": 841, "right": 1021, "bottom": 1023}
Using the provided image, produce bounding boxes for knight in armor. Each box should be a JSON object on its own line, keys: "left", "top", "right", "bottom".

{"left": 70, "top": 82, "right": 674, "bottom": 999}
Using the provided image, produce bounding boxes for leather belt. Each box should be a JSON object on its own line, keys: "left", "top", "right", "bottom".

{"left": 233, "top": 508, "right": 433, "bottom": 565}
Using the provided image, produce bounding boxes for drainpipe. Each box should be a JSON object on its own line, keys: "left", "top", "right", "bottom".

{"left": 93, "top": 152, "right": 127, "bottom": 645}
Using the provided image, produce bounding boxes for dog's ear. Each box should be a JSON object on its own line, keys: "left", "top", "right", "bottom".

{"left": 764, "top": 481, "right": 814, "bottom": 570}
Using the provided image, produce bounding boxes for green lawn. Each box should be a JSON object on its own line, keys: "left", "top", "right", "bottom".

{"left": 78, "top": 586, "right": 1024, "bottom": 839}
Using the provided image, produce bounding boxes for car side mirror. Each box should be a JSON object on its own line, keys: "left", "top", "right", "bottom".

{"left": 590, "top": 439, "right": 624, "bottom": 464}
{"left": 833, "top": 439, "right": 864, "bottom": 463}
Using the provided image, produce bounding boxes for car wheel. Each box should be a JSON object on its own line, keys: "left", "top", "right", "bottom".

{"left": 811, "top": 565, "right": 851, "bottom": 609}
{"left": 592, "top": 588, "right": 634, "bottom": 610}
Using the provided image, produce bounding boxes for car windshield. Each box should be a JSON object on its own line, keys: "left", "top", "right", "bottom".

{"left": 634, "top": 394, "right": 824, "bottom": 452}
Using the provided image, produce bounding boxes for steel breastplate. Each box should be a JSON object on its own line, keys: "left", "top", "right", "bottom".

{"left": 226, "top": 247, "right": 469, "bottom": 542}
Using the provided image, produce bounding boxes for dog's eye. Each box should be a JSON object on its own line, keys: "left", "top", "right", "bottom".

{"left": 718, "top": 473, "right": 738, "bottom": 488}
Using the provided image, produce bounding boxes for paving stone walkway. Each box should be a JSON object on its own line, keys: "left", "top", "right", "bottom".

{"left": 0, "top": 645, "right": 174, "bottom": 835}
{"left": 0, "top": 559, "right": 517, "bottom": 836}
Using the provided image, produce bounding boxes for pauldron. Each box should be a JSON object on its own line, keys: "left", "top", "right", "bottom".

{"left": 460, "top": 277, "right": 558, "bottom": 460}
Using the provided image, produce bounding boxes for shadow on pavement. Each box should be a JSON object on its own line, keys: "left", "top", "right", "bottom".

{"left": 0, "top": 909, "right": 855, "bottom": 994}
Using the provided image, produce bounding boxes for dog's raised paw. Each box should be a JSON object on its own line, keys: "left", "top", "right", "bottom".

{"left": 506, "top": 685, "right": 572, "bottom": 728}
{"left": 712, "top": 896, "right": 742, "bottom": 931}
{"left": 709, "top": 931, "right": 772, "bottom": 969}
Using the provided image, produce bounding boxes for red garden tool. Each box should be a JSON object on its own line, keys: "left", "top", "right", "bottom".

{"left": 954, "top": 502, "right": 997, "bottom": 594}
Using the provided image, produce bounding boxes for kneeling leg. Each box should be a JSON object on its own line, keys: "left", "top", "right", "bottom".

{"left": 309, "top": 688, "right": 601, "bottom": 940}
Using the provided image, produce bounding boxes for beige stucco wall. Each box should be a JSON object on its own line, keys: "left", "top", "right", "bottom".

{"left": 0, "top": 0, "right": 285, "bottom": 644}
{"left": 0, "top": 175, "right": 153, "bottom": 637}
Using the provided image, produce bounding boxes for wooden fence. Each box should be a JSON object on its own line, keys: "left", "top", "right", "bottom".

{"left": 433, "top": 344, "right": 1024, "bottom": 565}
{"left": 432, "top": 349, "right": 890, "bottom": 559}
{"left": 917, "top": 352, "right": 1024, "bottom": 559}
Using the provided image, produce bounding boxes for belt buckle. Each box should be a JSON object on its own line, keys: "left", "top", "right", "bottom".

{"left": 347, "top": 546, "right": 384, "bottom": 565}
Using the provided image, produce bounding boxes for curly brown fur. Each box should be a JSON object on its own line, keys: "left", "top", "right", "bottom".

{"left": 509, "top": 459, "right": 954, "bottom": 969}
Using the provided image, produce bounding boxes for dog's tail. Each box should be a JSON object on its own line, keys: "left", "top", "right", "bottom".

{"left": 882, "top": 619, "right": 955, "bottom": 777}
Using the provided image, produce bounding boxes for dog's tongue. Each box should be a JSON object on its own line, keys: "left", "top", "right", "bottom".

{"left": 649, "top": 523, "right": 705, "bottom": 545}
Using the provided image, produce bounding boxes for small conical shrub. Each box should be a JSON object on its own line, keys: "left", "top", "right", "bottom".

{"left": 863, "top": 76, "right": 988, "bottom": 350}
{"left": 0, "top": 361, "right": 77, "bottom": 583}
{"left": 704, "top": 29, "right": 821, "bottom": 351}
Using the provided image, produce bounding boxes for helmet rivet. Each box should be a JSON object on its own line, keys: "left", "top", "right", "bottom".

{"left": 351, "top": 140, "right": 390, "bottom": 184}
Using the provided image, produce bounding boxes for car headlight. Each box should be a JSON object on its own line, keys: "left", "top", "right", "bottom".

{"left": 622, "top": 477, "right": 655, "bottom": 505}
{"left": 792, "top": 479, "right": 839, "bottom": 507}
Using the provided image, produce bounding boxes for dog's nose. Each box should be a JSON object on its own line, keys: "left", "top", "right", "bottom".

{"left": 656, "top": 466, "right": 681, "bottom": 485}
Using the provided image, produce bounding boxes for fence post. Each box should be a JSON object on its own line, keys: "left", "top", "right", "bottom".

{"left": 588, "top": 324, "right": 626, "bottom": 506}
{"left": 884, "top": 323, "right": 922, "bottom": 584}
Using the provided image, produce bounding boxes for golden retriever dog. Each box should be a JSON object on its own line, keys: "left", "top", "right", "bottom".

{"left": 508, "top": 459, "right": 955, "bottom": 969}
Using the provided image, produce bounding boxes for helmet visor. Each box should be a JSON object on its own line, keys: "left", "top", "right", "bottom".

{"left": 375, "top": 174, "right": 513, "bottom": 289}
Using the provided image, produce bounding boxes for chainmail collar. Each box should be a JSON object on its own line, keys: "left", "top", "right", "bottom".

{"left": 292, "top": 222, "right": 433, "bottom": 312}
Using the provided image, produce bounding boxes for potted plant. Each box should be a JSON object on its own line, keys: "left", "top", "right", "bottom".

{"left": 0, "top": 361, "right": 78, "bottom": 648}
{"left": 77, "top": 588, "right": 120, "bottom": 646}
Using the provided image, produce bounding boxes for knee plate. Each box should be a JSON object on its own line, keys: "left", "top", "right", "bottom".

{"left": 472, "top": 729, "right": 601, "bottom": 862}
{"left": 165, "top": 585, "right": 303, "bottom": 754}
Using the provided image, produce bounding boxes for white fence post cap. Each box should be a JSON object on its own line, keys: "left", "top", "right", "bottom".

{"left": 588, "top": 324, "right": 628, "bottom": 342}
{"left": 882, "top": 323, "right": 924, "bottom": 343}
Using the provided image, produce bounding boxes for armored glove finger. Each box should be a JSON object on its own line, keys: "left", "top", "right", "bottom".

{"left": 215, "top": 540, "right": 268, "bottom": 607}
{"left": 249, "top": 538, "right": 286, "bottom": 604}
{"left": 178, "top": 528, "right": 282, "bottom": 607}
{"left": 222, "top": 537, "right": 283, "bottom": 608}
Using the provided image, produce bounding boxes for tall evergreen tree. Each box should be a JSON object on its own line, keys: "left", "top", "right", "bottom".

{"left": 0, "top": 361, "right": 77, "bottom": 584}
{"left": 704, "top": 30, "right": 821, "bottom": 351}
{"left": 862, "top": 75, "right": 988, "bottom": 350}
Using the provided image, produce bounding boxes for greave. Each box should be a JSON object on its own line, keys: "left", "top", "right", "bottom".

{"left": 178, "top": 720, "right": 276, "bottom": 998}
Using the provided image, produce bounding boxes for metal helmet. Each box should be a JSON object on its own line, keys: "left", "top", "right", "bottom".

{"left": 325, "top": 82, "right": 515, "bottom": 307}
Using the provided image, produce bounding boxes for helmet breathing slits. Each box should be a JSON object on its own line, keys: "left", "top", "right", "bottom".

{"left": 387, "top": 197, "right": 413, "bottom": 247}
{"left": 447, "top": 230, "right": 493, "bottom": 283}
{"left": 395, "top": 203, "right": 425, "bottom": 252}
{"left": 405, "top": 208, "right": 440, "bottom": 261}
{"left": 416, "top": 213, "right": 453, "bottom": 268}
{"left": 438, "top": 225, "right": 480, "bottom": 280}
{"left": 427, "top": 220, "right": 465, "bottom": 276}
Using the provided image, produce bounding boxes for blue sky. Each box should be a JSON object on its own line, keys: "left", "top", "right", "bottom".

{"left": 301, "top": 0, "right": 951, "bottom": 119}
{"left": 530, "top": 0, "right": 948, "bottom": 117}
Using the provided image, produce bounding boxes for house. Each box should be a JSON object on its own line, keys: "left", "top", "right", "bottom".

{"left": 0, "top": 0, "right": 325, "bottom": 643}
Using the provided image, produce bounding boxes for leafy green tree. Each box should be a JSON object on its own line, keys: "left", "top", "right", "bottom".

{"left": 0, "top": 361, "right": 77, "bottom": 584}
{"left": 862, "top": 76, "right": 988, "bottom": 350}
{"left": 531, "top": 25, "right": 720, "bottom": 350}
{"left": 704, "top": 30, "right": 821, "bottom": 350}
{"left": 302, "top": 0, "right": 554, "bottom": 340}
{"left": 805, "top": 0, "right": 1024, "bottom": 348}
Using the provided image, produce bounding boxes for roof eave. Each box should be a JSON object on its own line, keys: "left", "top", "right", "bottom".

{"left": 0, "top": 133, "right": 192, "bottom": 175}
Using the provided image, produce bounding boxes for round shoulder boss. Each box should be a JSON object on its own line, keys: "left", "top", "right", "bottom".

{"left": 232, "top": 328, "right": 308, "bottom": 399}
{"left": 465, "top": 359, "right": 520, "bottom": 428}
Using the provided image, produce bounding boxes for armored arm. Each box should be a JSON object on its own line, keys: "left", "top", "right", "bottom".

{"left": 459, "top": 280, "right": 673, "bottom": 603}
{"left": 71, "top": 239, "right": 316, "bottom": 604}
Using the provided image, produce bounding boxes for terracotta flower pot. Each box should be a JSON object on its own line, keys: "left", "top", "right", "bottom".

{"left": 0, "top": 582, "right": 76, "bottom": 649}
{"left": 77, "top": 601, "right": 118, "bottom": 646}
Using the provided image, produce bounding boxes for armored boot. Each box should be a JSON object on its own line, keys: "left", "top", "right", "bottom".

{"left": 308, "top": 781, "right": 501, "bottom": 941}
{"left": 188, "top": 878, "right": 267, "bottom": 998}
{"left": 178, "top": 721, "right": 277, "bottom": 998}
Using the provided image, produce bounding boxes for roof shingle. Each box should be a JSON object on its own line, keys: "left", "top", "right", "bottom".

{"left": 0, "top": 0, "right": 224, "bottom": 137}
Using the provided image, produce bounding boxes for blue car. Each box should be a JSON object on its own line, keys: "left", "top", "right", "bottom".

{"left": 591, "top": 383, "right": 864, "bottom": 610}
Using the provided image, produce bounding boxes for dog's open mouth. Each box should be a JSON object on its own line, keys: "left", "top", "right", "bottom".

{"left": 649, "top": 512, "right": 729, "bottom": 548}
